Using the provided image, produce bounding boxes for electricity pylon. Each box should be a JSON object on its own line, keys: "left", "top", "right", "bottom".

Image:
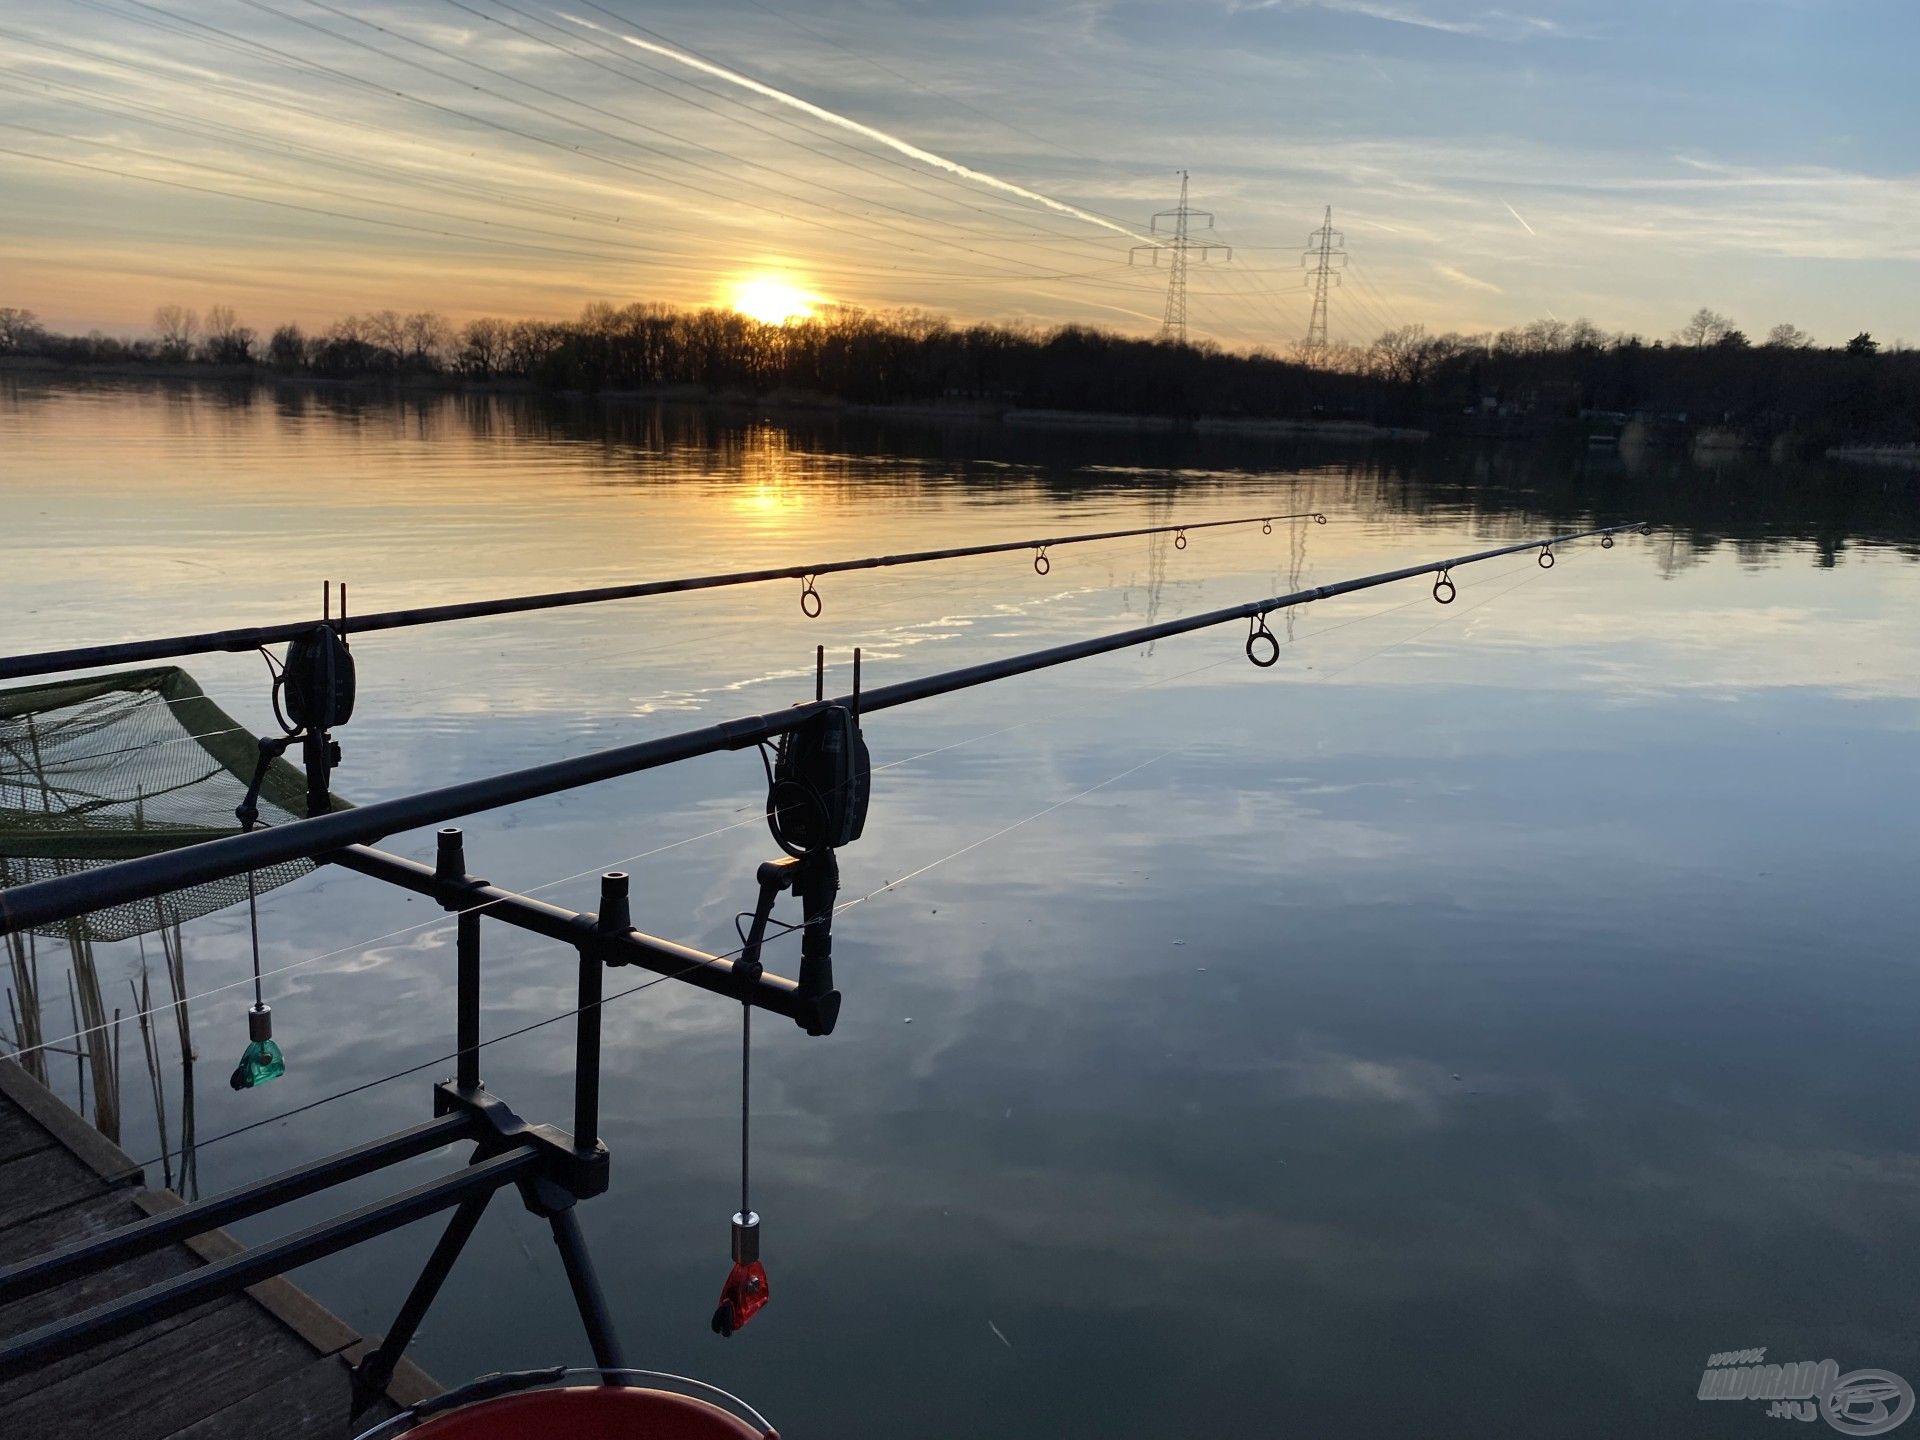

{"left": 1131, "top": 170, "right": 1230, "bottom": 345}
{"left": 1302, "top": 205, "right": 1347, "bottom": 358}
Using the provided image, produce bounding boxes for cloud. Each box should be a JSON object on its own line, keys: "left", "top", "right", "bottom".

{"left": 1434, "top": 262, "right": 1503, "bottom": 292}
{"left": 1503, "top": 200, "right": 1538, "bottom": 235}
{"left": 0, "top": 0, "right": 1911, "bottom": 345}
{"left": 1230, "top": 0, "right": 1581, "bottom": 42}
{"left": 561, "top": 9, "right": 1156, "bottom": 244}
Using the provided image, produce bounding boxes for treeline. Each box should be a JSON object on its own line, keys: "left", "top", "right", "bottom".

{"left": 1359, "top": 310, "right": 1919, "bottom": 445}
{"left": 2, "top": 300, "right": 1916, "bottom": 442}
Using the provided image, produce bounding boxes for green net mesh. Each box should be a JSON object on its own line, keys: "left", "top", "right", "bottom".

{"left": 0, "top": 666, "right": 330, "bottom": 941}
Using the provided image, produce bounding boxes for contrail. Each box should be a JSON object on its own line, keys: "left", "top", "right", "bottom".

{"left": 1503, "top": 201, "right": 1538, "bottom": 236}
{"left": 560, "top": 7, "right": 1155, "bottom": 245}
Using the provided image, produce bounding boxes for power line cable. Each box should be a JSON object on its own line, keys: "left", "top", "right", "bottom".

{"left": 561, "top": 0, "right": 1158, "bottom": 247}
{"left": 0, "top": 96, "right": 1146, "bottom": 293}
{"left": 729, "top": 0, "right": 1105, "bottom": 168}
{"left": 242, "top": 0, "right": 1103, "bottom": 274}
{"left": 569, "top": 0, "right": 1165, "bottom": 243}
{"left": 297, "top": 0, "right": 1122, "bottom": 261}
{"left": 447, "top": 0, "right": 1130, "bottom": 252}
{"left": 81, "top": 0, "right": 1135, "bottom": 293}
{"left": 0, "top": 141, "right": 696, "bottom": 269}
{"left": 53, "top": 0, "right": 1181, "bottom": 310}
{"left": 255, "top": 0, "right": 1176, "bottom": 296}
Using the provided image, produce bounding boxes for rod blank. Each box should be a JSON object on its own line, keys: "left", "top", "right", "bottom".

{"left": 0, "top": 511, "right": 1326, "bottom": 682}
{"left": 0, "top": 522, "right": 1644, "bottom": 936}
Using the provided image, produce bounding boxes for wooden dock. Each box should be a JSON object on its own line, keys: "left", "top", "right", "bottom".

{"left": 0, "top": 1058, "right": 436, "bottom": 1438}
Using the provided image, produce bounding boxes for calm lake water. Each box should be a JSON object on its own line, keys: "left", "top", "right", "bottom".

{"left": 4, "top": 376, "right": 1919, "bottom": 1437}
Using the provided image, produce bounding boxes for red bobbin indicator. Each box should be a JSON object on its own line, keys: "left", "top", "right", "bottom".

{"left": 711, "top": 1212, "right": 769, "bottom": 1337}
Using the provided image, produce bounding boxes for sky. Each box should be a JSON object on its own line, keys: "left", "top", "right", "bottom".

{"left": 1, "top": 0, "right": 1914, "bottom": 351}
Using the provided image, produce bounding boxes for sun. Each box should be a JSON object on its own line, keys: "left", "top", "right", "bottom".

{"left": 727, "top": 275, "right": 820, "bottom": 325}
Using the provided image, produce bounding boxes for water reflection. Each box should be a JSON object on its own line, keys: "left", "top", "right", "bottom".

{"left": 3, "top": 377, "right": 1918, "bottom": 1438}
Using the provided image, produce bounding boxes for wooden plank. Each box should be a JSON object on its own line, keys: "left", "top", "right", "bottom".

{"left": 0, "top": 1294, "right": 321, "bottom": 1440}
{"left": 133, "top": 1190, "right": 363, "bottom": 1359}
{"left": 0, "top": 1295, "right": 240, "bottom": 1413}
{"left": 0, "top": 1147, "right": 109, "bottom": 1230}
{"left": 161, "top": 1353, "right": 369, "bottom": 1440}
{"left": 0, "top": 1057, "right": 441, "bottom": 1431}
{"left": 0, "top": 1194, "right": 202, "bottom": 1346}
{"left": 0, "top": 1191, "right": 145, "bottom": 1268}
{"left": 0, "top": 1060, "right": 143, "bottom": 1186}
{"left": 0, "top": 1095, "right": 54, "bottom": 1164}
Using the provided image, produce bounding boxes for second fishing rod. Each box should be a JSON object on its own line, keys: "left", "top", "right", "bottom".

{"left": 0, "top": 520, "right": 1647, "bottom": 937}
{"left": 0, "top": 508, "right": 1329, "bottom": 683}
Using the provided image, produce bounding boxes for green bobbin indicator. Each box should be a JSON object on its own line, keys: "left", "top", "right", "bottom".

{"left": 230, "top": 1003, "right": 286, "bottom": 1090}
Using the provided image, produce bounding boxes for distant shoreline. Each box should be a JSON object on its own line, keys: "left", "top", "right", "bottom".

{"left": 0, "top": 360, "right": 1428, "bottom": 442}
{"left": 1827, "top": 444, "right": 1920, "bottom": 470}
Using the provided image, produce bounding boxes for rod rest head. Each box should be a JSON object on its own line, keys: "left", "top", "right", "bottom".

{"left": 433, "top": 1082, "right": 609, "bottom": 1208}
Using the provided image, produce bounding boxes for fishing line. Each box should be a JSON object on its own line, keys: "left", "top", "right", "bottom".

{"left": 858, "top": 557, "right": 1490, "bottom": 772}
{"left": 58, "top": 725, "right": 258, "bottom": 768}
{"left": 836, "top": 555, "right": 1559, "bottom": 910}
{"left": 5, "top": 553, "right": 1485, "bottom": 1062}
{"left": 10, "top": 811, "right": 781, "bottom": 1064}
{"left": 462, "top": 529, "right": 1414, "bottom": 811}
{"left": 9, "top": 540, "right": 1568, "bottom": 1062}
{"left": 838, "top": 754, "right": 1170, "bottom": 913}
{"left": 266, "top": 509, "right": 1323, "bottom": 757}
{"left": 102, "top": 550, "right": 1561, "bottom": 1178}
{"left": 1306, "top": 561, "right": 1548, "bottom": 685}
{"left": 0, "top": 510, "right": 1328, "bottom": 682}
{"left": 107, "top": 920, "right": 796, "bottom": 1181}
{"left": 16, "top": 626, "right": 1221, "bottom": 1065}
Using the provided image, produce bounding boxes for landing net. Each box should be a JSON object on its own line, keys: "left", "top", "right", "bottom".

{"left": 0, "top": 666, "right": 322, "bottom": 940}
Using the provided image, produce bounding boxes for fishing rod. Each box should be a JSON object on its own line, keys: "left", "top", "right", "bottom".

{"left": 0, "top": 509, "right": 1328, "bottom": 683}
{"left": 0, "top": 521, "right": 1644, "bottom": 936}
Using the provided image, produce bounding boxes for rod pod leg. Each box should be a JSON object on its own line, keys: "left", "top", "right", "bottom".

{"left": 349, "top": 1189, "right": 495, "bottom": 1417}
{"left": 548, "top": 1206, "right": 626, "bottom": 1377}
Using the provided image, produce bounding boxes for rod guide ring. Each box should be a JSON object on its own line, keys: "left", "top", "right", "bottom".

{"left": 1246, "top": 614, "right": 1280, "bottom": 667}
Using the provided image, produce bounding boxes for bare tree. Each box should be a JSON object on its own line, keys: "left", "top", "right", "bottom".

{"left": 152, "top": 304, "right": 200, "bottom": 362}
{"left": 367, "top": 309, "right": 407, "bottom": 366}
{"left": 1765, "top": 323, "right": 1813, "bottom": 349}
{"left": 1523, "top": 317, "right": 1570, "bottom": 352}
{"left": 399, "top": 311, "right": 452, "bottom": 369}
{"left": 1371, "top": 324, "right": 1457, "bottom": 386}
{"left": 1565, "top": 317, "right": 1607, "bottom": 350}
{"left": 267, "top": 323, "right": 307, "bottom": 369}
{"left": 504, "top": 319, "right": 560, "bottom": 374}
{"left": 457, "top": 317, "right": 509, "bottom": 378}
{"left": 202, "top": 304, "right": 255, "bottom": 364}
{"left": 1676, "top": 307, "right": 1737, "bottom": 347}
{"left": 0, "top": 306, "right": 43, "bottom": 354}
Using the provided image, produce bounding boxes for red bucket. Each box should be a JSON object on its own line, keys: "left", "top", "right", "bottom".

{"left": 357, "top": 1368, "right": 778, "bottom": 1440}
